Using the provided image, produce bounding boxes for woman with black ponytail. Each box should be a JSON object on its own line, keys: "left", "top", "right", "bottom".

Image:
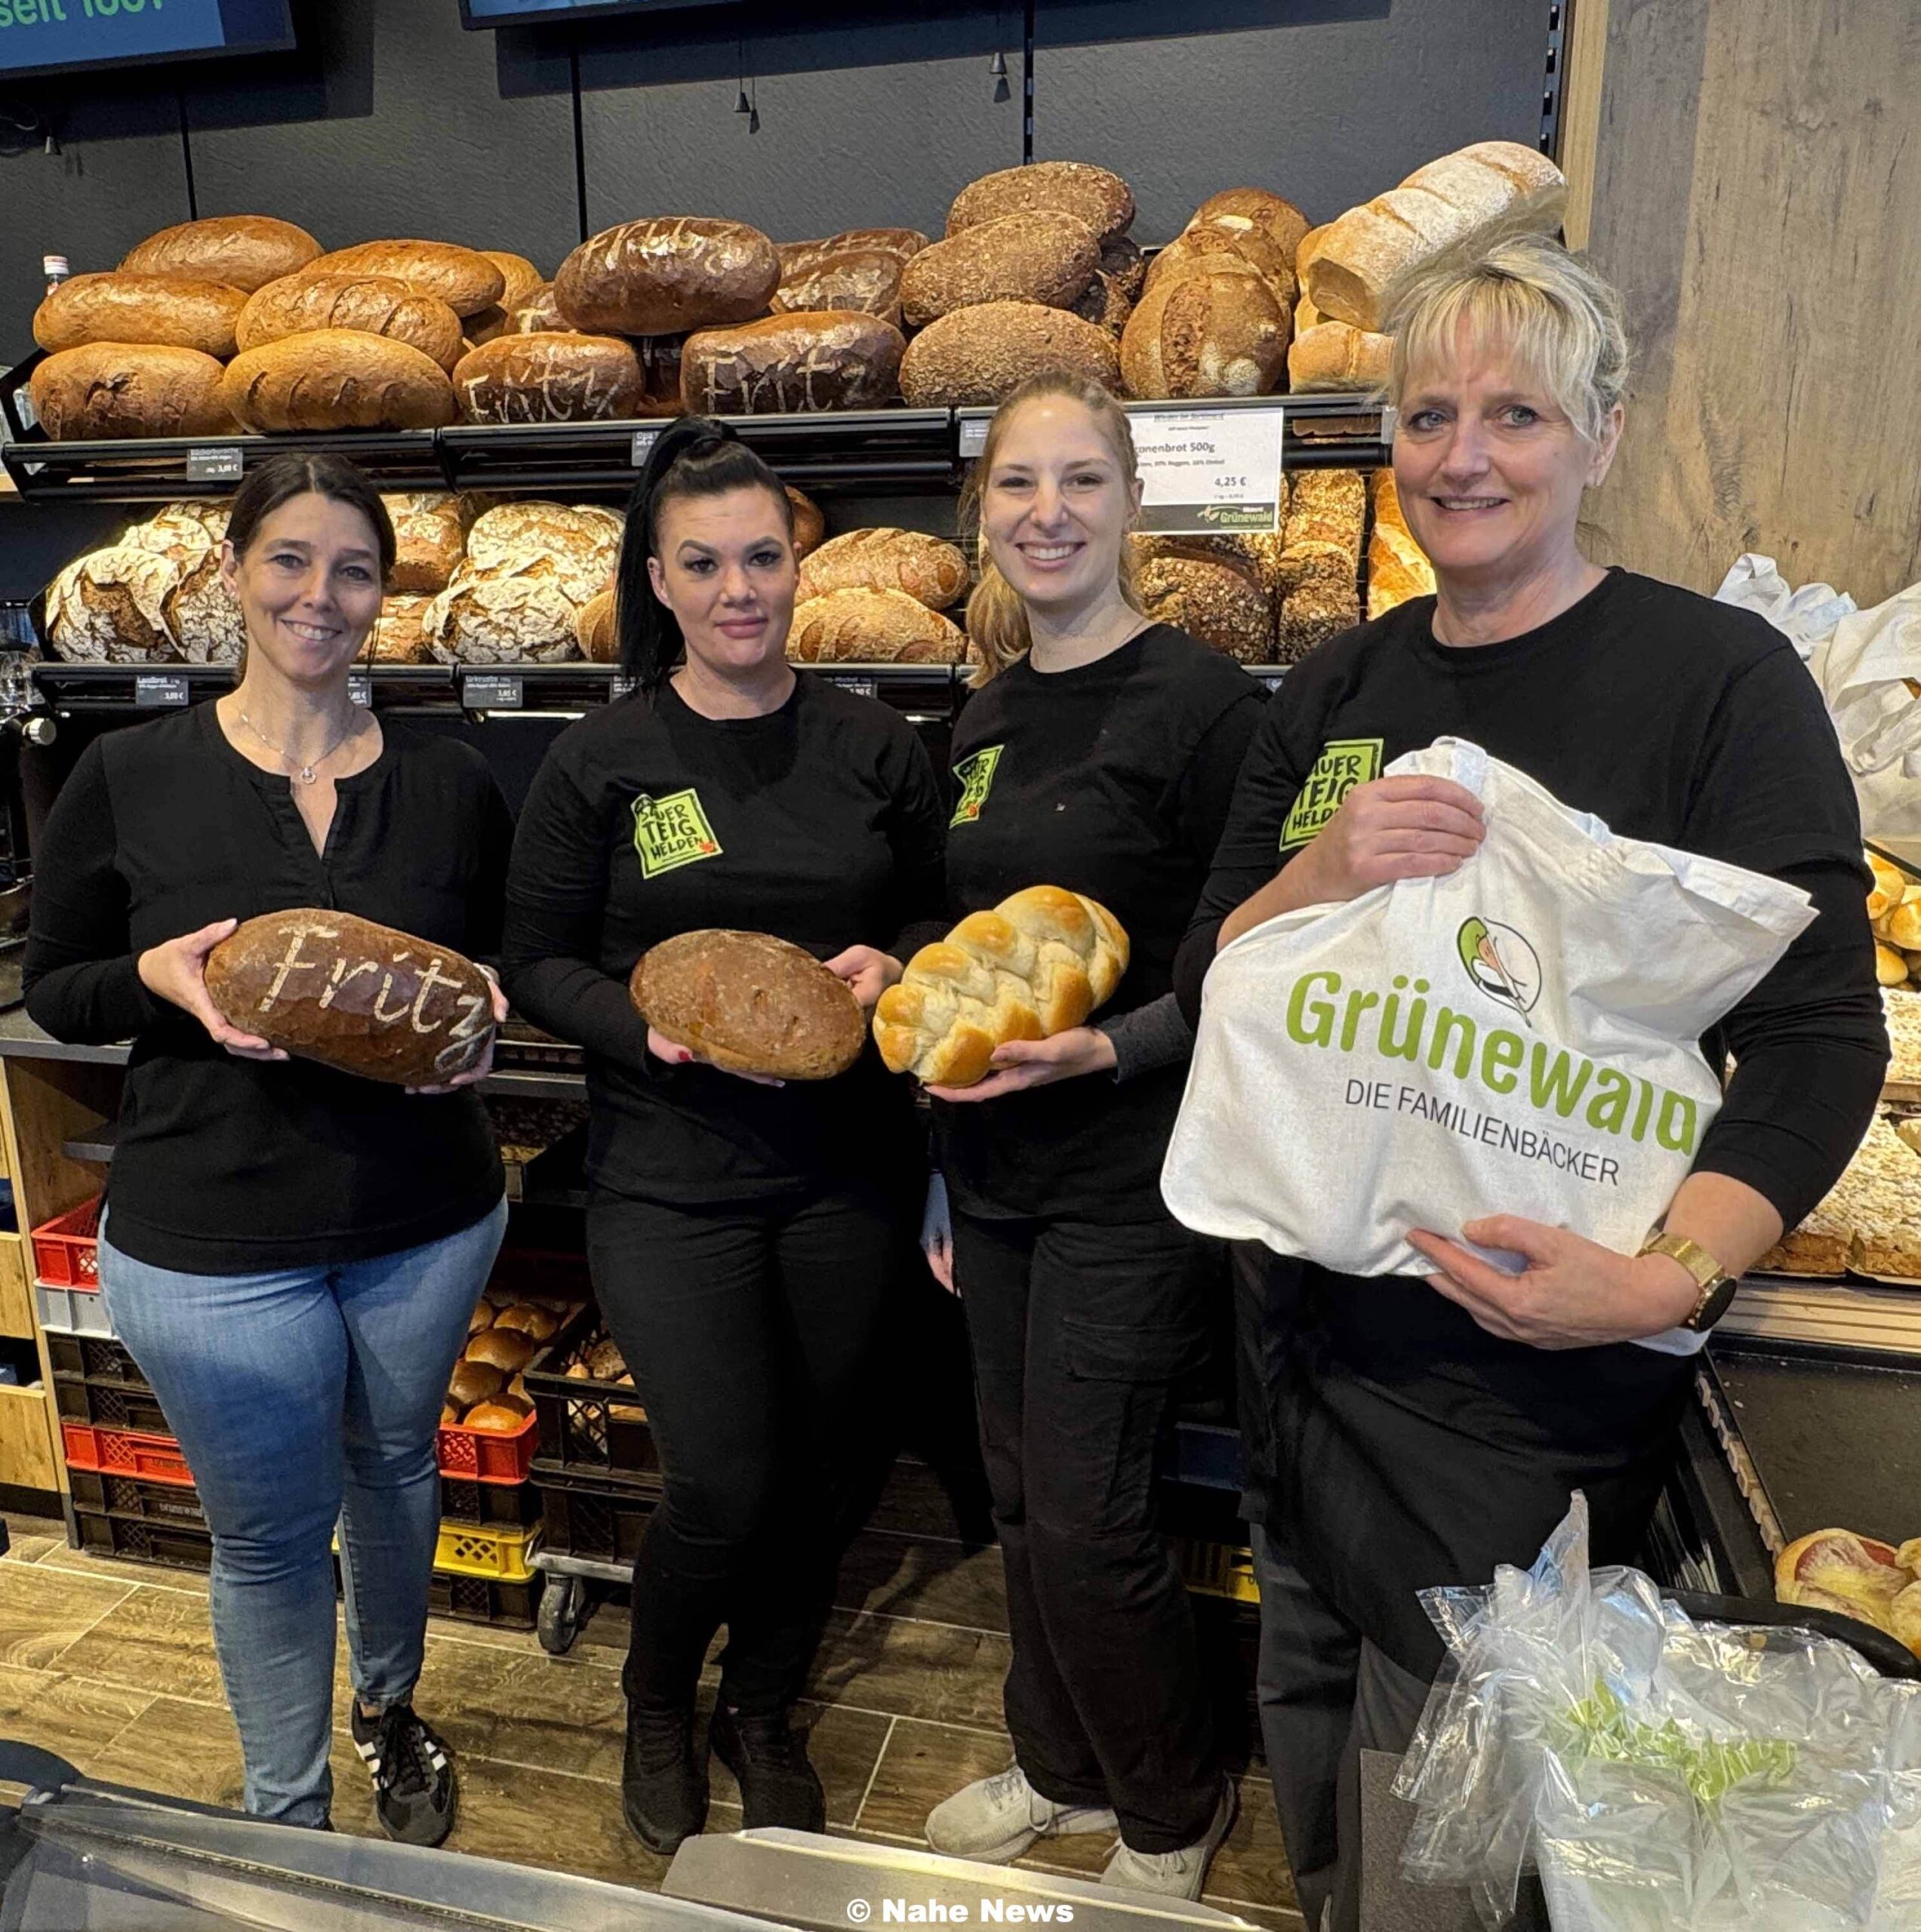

{"left": 502, "top": 419, "right": 947, "bottom": 1854}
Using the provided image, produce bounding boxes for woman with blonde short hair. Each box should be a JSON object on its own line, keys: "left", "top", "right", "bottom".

{"left": 1174, "top": 235, "right": 1886, "bottom": 1930}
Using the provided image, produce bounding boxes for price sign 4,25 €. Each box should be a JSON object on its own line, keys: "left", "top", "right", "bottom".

{"left": 1132, "top": 405, "right": 1287, "bottom": 537}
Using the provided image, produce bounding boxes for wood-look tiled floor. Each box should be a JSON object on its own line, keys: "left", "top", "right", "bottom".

{"left": 0, "top": 1502, "right": 1301, "bottom": 1928}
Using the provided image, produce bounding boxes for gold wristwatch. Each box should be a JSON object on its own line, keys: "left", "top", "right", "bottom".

{"left": 1638, "top": 1227, "right": 1737, "bottom": 1333}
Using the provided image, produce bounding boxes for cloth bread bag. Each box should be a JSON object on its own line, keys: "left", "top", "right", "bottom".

{"left": 1162, "top": 739, "right": 1813, "bottom": 1340}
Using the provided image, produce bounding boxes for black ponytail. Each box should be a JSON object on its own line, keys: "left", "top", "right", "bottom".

{"left": 617, "top": 415, "right": 796, "bottom": 691}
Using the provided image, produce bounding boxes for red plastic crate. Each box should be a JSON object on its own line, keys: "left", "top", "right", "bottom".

{"left": 61, "top": 1421, "right": 194, "bottom": 1487}
{"left": 437, "top": 1407, "right": 537, "bottom": 1484}
{"left": 31, "top": 1198, "right": 101, "bottom": 1288}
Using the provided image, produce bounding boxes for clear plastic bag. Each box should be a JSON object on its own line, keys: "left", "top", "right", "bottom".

{"left": 1393, "top": 1497, "right": 1921, "bottom": 1930}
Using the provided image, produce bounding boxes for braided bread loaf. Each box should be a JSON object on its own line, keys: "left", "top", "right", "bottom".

{"left": 873, "top": 885, "right": 1129, "bottom": 1087}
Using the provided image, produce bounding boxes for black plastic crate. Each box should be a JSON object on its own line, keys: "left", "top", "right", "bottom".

{"left": 523, "top": 1304, "right": 657, "bottom": 1480}
{"left": 74, "top": 1506, "right": 212, "bottom": 1574}
{"left": 46, "top": 1332, "right": 151, "bottom": 1389}
{"left": 533, "top": 1463, "right": 663, "bottom": 1566}
{"left": 427, "top": 1567, "right": 542, "bottom": 1630}
{"left": 439, "top": 1473, "right": 541, "bottom": 1527}
{"left": 68, "top": 1469, "right": 205, "bottom": 1527}
{"left": 52, "top": 1374, "right": 171, "bottom": 1435}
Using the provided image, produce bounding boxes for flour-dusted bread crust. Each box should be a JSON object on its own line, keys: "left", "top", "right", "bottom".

{"left": 164, "top": 549, "right": 246, "bottom": 665}
{"left": 1121, "top": 267, "right": 1288, "bottom": 399}
{"left": 380, "top": 493, "right": 465, "bottom": 595}
{"left": 633, "top": 929, "right": 867, "bottom": 1080}
{"left": 368, "top": 595, "right": 436, "bottom": 664}
{"left": 556, "top": 217, "right": 780, "bottom": 337}
{"left": 772, "top": 249, "right": 905, "bottom": 327}
{"left": 205, "top": 909, "right": 497, "bottom": 1085}
{"left": 45, "top": 546, "right": 183, "bottom": 663}
{"left": 776, "top": 229, "right": 929, "bottom": 278}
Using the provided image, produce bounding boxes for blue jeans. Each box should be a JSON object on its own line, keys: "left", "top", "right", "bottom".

{"left": 97, "top": 1198, "right": 507, "bottom": 1826}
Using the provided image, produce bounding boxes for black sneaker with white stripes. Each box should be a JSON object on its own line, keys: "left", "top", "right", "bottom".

{"left": 349, "top": 1701, "right": 458, "bottom": 1847}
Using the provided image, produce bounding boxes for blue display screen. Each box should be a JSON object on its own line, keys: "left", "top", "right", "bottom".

{"left": 0, "top": 1, "right": 295, "bottom": 80}
{"left": 462, "top": 0, "right": 731, "bottom": 24}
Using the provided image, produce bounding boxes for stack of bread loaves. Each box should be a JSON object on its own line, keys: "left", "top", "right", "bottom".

{"left": 46, "top": 500, "right": 239, "bottom": 664}
{"left": 423, "top": 501, "right": 623, "bottom": 665}
{"left": 1365, "top": 470, "right": 1436, "bottom": 618}
{"left": 1128, "top": 531, "right": 1279, "bottom": 663}
{"left": 1273, "top": 470, "right": 1366, "bottom": 660}
{"left": 449, "top": 1282, "right": 583, "bottom": 1432}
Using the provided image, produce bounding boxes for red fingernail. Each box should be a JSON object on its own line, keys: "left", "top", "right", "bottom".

{"left": 679, "top": 1050, "right": 693, "bottom": 1063}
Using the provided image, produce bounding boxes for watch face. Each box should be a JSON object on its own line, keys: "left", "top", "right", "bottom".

{"left": 1692, "top": 1275, "right": 1739, "bottom": 1332}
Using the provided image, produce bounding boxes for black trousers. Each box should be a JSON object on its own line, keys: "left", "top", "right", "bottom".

{"left": 588, "top": 1183, "right": 910, "bottom": 1718}
{"left": 951, "top": 1203, "right": 1221, "bottom": 1854}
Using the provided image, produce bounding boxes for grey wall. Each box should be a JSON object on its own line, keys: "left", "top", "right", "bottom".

{"left": 0, "top": 0, "right": 1551, "bottom": 357}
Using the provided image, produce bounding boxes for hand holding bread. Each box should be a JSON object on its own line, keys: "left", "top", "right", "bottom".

{"left": 138, "top": 917, "right": 288, "bottom": 1063}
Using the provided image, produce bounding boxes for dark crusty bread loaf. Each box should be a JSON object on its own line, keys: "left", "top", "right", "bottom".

{"left": 238, "top": 274, "right": 466, "bottom": 372}
{"left": 1146, "top": 225, "right": 1296, "bottom": 309}
{"left": 1120, "top": 269, "right": 1288, "bottom": 399}
{"left": 632, "top": 929, "right": 867, "bottom": 1080}
{"left": 222, "top": 331, "right": 457, "bottom": 432}
{"left": 454, "top": 333, "right": 648, "bottom": 423}
{"left": 205, "top": 909, "right": 497, "bottom": 1084}
{"left": 1136, "top": 555, "right": 1273, "bottom": 663}
{"left": 900, "top": 213, "right": 1100, "bottom": 327}
{"left": 35, "top": 274, "right": 248, "bottom": 360}
{"left": 301, "top": 241, "right": 506, "bottom": 318}
{"left": 1072, "top": 271, "right": 1135, "bottom": 339}
{"left": 898, "top": 300, "right": 1119, "bottom": 408}
{"left": 947, "top": 162, "right": 1134, "bottom": 243}
{"left": 1100, "top": 234, "right": 1148, "bottom": 302}
{"left": 797, "top": 529, "right": 968, "bottom": 609}
{"left": 777, "top": 229, "right": 929, "bottom": 278}
{"left": 30, "top": 343, "right": 232, "bottom": 441}
{"left": 787, "top": 485, "right": 825, "bottom": 558}
{"left": 556, "top": 218, "right": 780, "bottom": 337}
{"left": 679, "top": 312, "right": 905, "bottom": 414}
{"left": 788, "top": 588, "right": 967, "bottom": 663}
{"left": 122, "top": 216, "right": 322, "bottom": 294}
{"left": 1188, "top": 188, "right": 1312, "bottom": 264}
{"left": 773, "top": 249, "right": 904, "bottom": 327}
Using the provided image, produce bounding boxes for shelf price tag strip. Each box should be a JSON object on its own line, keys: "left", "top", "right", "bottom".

{"left": 134, "top": 675, "right": 190, "bottom": 708}
{"left": 466, "top": 675, "right": 524, "bottom": 711}
{"left": 1131, "top": 405, "right": 1288, "bottom": 536}
{"left": 348, "top": 673, "right": 373, "bottom": 709}
{"left": 185, "top": 447, "right": 244, "bottom": 485}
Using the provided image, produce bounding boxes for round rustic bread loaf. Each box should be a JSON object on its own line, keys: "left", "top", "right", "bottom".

{"left": 424, "top": 568, "right": 587, "bottom": 666}
{"left": 679, "top": 312, "right": 905, "bottom": 414}
{"left": 164, "top": 550, "right": 246, "bottom": 665}
{"left": 204, "top": 908, "right": 497, "bottom": 1084}
{"left": 463, "top": 502, "right": 621, "bottom": 592}
{"left": 302, "top": 241, "right": 505, "bottom": 318}
{"left": 122, "top": 215, "right": 322, "bottom": 293}
{"left": 1121, "top": 269, "right": 1288, "bottom": 399}
{"left": 797, "top": 529, "right": 968, "bottom": 609}
{"left": 1147, "top": 226, "right": 1297, "bottom": 308}
{"left": 123, "top": 501, "right": 229, "bottom": 566}
{"left": 454, "top": 333, "right": 648, "bottom": 423}
{"left": 556, "top": 217, "right": 780, "bottom": 337}
{"left": 368, "top": 595, "right": 436, "bottom": 663}
{"left": 1136, "top": 555, "right": 1273, "bottom": 663}
{"left": 788, "top": 588, "right": 966, "bottom": 663}
{"left": 898, "top": 301, "right": 1120, "bottom": 408}
{"left": 1189, "top": 188, "right": 1313, "bottom": 263}
{"left": 493, "top": 1303, "right": 560, "bottom": 1343}
{"left": 35, "top": 274, "right": 249, "bottom": 360}
{"left": 30, "top": 343, "right": 232, "bottom": 441}
{"left": 773, "top": 249, "right": 905, "bottom": 326}
{"left": 947, "top": 162, "right": 1135, "bottom": 243}
{"left": 900, "top": 213, "right": 1100, "bottom": 327}
{"left": 777, "top": 229, "right": 929, "bottom": 278}
{"left": 633, "top": 930, "right": 867, "bottom": 1080}
{"left": 380, "top": 493, "right": 465, "bottom": 595}
{"left": 45, "top": 547, "right": 183, "bottom": 663}
{"left": 238, "top": 274, "right": 466, "bottom": 372}
{"left": 1100, "top": 234, "right": 1148, "bottom": 302}
{"left": 222, "top": 331, "right": 457, "bottom": 432}
{"left": 463, "top": 1398, "right": 531, "bottom": 1432}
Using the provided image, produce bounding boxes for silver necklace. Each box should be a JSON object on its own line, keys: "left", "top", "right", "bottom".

{"left": 238, "top": 707, "right": 361, "bottom": 786}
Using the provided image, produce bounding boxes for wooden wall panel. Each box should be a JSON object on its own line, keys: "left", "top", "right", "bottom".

{"left": 1583, "top": 0, "right": 1921, "bottom": 602}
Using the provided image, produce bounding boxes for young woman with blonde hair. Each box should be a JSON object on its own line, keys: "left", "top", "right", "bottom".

{"left": 920, "top": 371, "right": 1267, "bottom": 1899}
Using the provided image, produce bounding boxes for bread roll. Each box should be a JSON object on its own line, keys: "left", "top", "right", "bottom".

{"left": 1120, "top": 269, "right": 1288, "bottom": 399}
{"left": 164, "top": 549, "right": 246, "bottom": 665}
{"left": 1189, "top": 188, "right": 1312, "bottom": 264}
{"left": 1867, "top": 853, "right": 1904, "bottom": 922}
{"left": 874, "top": 887, "right": 1130, "bottom": 1087}
{"left": 492, "top": 1303, "right": 559, "bottom": 1343}
{"left": 788, "top": 589, "right": 967, "bottom": 664}
{"left": 1886, "top": 900, "right": 1921, "bottom": 951}
{"left": 577, "top": 589, "right": 619, "bottom": 664}
{"left": 464, "top": 1327, "right": 538, "bottom": 1375}
{"left": 35, "top": 274, "right": 248, "bottom": 360}
{"left": 122, "top": 215, "right": 322, "bottom": 294}
{"left": 898, "top": 300, "right": 1120, "bottom": 408}
{"left": 787, "top": 486, "right": 825, "bottom": 559}
{"left": 1306, "top": 140, "right": 1566, "bottom": 331}
{"left": 462, "top": 1399, "right": 531, "bottom": 1432}
{"left": 1146, "top": 225, "right": 1296, "bottom": 309}
{"left": 586, "top": 1337, "right": 628, "bottom": 1381}
{"left": 302, "top": 241, "right": 505, "bottom": 318}
{"left": 381, "top": 494, "right": 464, "bottom": 595}
{"left": 204, "top": 909, "right": 497, "bottom": 1084}
{"left": 900, "top": 214, "right": 1100, "bottom": 327}
{"left": 1876, "top": 941, "right": 1909, "bottom": 987}
{"left": 237, "top": 274, "right": 465, "bottom": 373}
{"left": 947, "top": 162, "right": 1134, "bottom": 244}
{"left": 797, "top": 529, "right": 968, "bottom": 609}
{"left": 368, "top": 594, "right": 435, "bottom": 665}
{"left": 448, "top": 1359, "right": 505, "bottom": 1411}
{"left": 482, "top": 251, "right": 547, "bottom": 312}
{"left": 633, "top": 931, "right": 867, "bottom": 1080}
{"left": 46, "top": 547, "right": 183, "bottom": 663}
{"left": 1288, "top": 320, "right": 1393, "bottom": 393}
{"left": 773, "top": 249, "right": 904, "bottom": 327}
{"left": 777, "top": 229, "right": 929, "bottom": 278}
{"left": 469, "top": 1301, "right": 494, "bottom": 1337}
{"left": 30, "top": 343, "right": 232, "bottom": 441}
{"left": 222, "top": 331, "right": 456, "bottom": 432}
{"left": 1136, "top": 555, "right": 1271, "bottom": 663}
{"left": 679, "top": 312, "right": 906, "bottom": 414}
{"left": 556, "top": 217, "right": 780, "bottom": 337}
{"left": 454, "top": 332, "right": 648, "bottom": 423}
{"left": 1367, "top": 470, "right": 1436, "bottom": 619}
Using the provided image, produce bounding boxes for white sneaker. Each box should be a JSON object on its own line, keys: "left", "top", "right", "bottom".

{"left": 1100, "top": 1781, "right": 1237, "bottom": 1901}
{"left": 925, "top": 1763, "right": 1119, "bottom": 1864}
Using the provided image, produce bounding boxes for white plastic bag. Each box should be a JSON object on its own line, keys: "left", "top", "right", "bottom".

{"left": 1162, "top": 740, "right": 1812, "bottom": 1292}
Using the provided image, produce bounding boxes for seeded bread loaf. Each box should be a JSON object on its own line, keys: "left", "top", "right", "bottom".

{"left": 122, "top": 215, "right": 322, "bottom": 294}
{"left": 237, "top": 274, "right": 466, "bottom": 372}
{"left": 556, "top": 217, "right": 780, "bottom": 337}
{"left": 947, "top": 162, "right": 1134, "bottom": 244}
{"left": 900, "top": 214, "right": 1100, "bottom": 326}
{"left": 221, "top": 331, "right": 457, "bottom": 432}
{"left": 301, "top": 241, "right": 506, "bottom": 318}
{"left": 35, "top": 273, "right": 248, "bottom": 360}
{"left": 30, "top": 343, "right": 232, "bottom": 441}
{"left": 898, "top": 300, "right": 1119, "bottom": 408}
{"left": 1136, "top": 555, "right": 1272, "bottom": 663}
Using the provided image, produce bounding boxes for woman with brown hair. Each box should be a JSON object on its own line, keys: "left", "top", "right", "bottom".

{"left": 25, "top": 453, "right": 513, "bottom": 1845}
{"left": 920, "top": 372, "right": 1267, "bottom": 1900}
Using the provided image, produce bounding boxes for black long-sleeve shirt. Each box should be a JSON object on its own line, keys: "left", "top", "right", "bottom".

{"left": 23, "top": 703, "right": 511, "bottom": 1274}
{"left": 1175, "top": 569, "right": 1888, "bottom": 1233}
{"left": 500, "top": 674, "right": 947, "bottom": 1204}
{"left": 937, "top": 625, "right": 1267, "bottom": 1218}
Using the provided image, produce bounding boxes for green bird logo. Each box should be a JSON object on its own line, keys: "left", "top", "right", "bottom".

{"left": 1457, "top": 917, "right": 1543, "bottom": 1022}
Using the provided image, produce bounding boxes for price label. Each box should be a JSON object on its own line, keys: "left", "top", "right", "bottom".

{"left": 610, "top": 674, "right": 639, "bottom": 701}
{"left": 134, "top": 675, "right": 190, "bottom": 708}
{"left": 1131, "top": 405, "right": 1286, "bottom": 535}
{"left": 630, "top": 429, "right": 660, "bottom": 467}
{"left": 957, "top": 416, "right": 990, "bottom": 458}
{"left": 465, "top": 674, "right": 523, "bottom": 711}
{"left": 186, "top": 446, "right": 245, "bottom": 485}
{"left": 348, "top": 673, "right": 373, "bottom": 708}
{"left": 831, "top": 675, "right": 879, "bottom": 698}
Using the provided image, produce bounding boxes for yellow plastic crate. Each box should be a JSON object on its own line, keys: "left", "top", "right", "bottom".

{"left": 433, "top": 1518, "right": 538, "bottom": 1583}
{"left": 1177, "top": 1538, "right": 1261, "bottom": 1605}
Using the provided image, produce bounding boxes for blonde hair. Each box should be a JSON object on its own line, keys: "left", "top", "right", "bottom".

{"left": 1384, "top": 232, "right": 1630, "bottom": 447}
{"left": 961, "top": 371, "right": 1147, "bottom": 685}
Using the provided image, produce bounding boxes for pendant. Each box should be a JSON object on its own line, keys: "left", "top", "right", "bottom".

{"left": 297, "top": 766, "right": 318, "bottom": 785}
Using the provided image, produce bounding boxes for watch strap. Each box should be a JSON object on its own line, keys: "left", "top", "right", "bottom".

{"left": 1638, "top": 1228, "right": 1735, "bottom": 1331}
